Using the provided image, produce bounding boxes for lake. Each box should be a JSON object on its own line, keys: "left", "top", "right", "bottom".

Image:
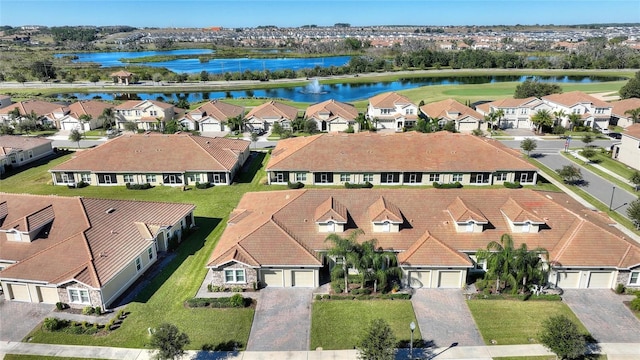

{"left": 53, "top": 75, "right": 624, "bottom": 103}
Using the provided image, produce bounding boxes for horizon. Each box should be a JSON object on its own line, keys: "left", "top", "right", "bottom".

{"left": 2, "top": 0, "right": 639, "bottom": 28}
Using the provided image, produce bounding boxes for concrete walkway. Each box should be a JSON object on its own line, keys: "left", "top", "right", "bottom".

{"left": 563, "top": 290, "right": 640, "bottom": 343}
{"left": 2, "top": 341, "right": 640, "bottom": 360}
{"left": 411, "top": 289, "right": 484, "bottom": 347}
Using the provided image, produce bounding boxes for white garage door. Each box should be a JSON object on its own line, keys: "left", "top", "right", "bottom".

{"left": 261, "top": 270, "right": 283, "bottom": 287}
{"left": 291, "top": 270, "right": 314, "bottom": 287}
{"left": 38, "top": 286, "right": 59, "bottom": 303}
{"left": 437, "top": 271, "right": 461, "bottom": 288}
{"left": 587, "top": 272, "right": 613, "bottom": 289}
{"left": 556, "top": 271, "right": 580, "bottom": 289}
{"left": 8, "top": 284, "right": 30, "bottom": 302}
{"left": 61, "top": 121, "right": 79, "bottom": 131}
{"left": 409, "top": 271, "right": 431, "bottom": 288}
{"left": 201, "top": 122, "right": 222, "bottom": 132}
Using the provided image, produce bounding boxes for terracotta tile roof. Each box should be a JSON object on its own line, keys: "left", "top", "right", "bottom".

{"left": 266, "top": 132, "right": 536, "bottom": 173}
{"left": 447, "top": 197, "right": 488, "bottom": 223}
{"left": 53, "top": 100, "right": 112, "bottom": 120}
{"left": 486, "top": 97, "right": 540, "bottom": 109}
{"left": 314, "top": 196, "right": 348, "bottom": 223}
{"left": 0, "top": 136, "right": 52, "bottom": 156}
{"left": 623, "top": 123, "right": 640, "bottom": 139}
{"left": 208, "top": 189, "right": 640, "bottom": 269}
{"left": 110, "top": 70, "right": 133, "bottom": 77}
{"left": 51, "top": 133, "right": 248, "bottom": 173}
{"left": 368, "top": 196, "right": 403, "bottom": 223}
{"left": 420, "top": 99, "right": 483, "bottom": 121}
{"left": 304, "top": 99, "right": 358, "bottom": 122}
{"left": 244, "top": 101, "right": 299, "bottom": 121}
{"left": 114, "top": 99, "right": 174, "bottom": 111}
{"left": 0, "top": 193, "right": 194, "bottom": 288}
{"left": 609, "top": 98, "right": 640, "bottom": 118}
{"left": 369, "top": 92, "right": 414, "bottom": 108}
{"left": 181, "top": 100, "right": 243, "bottom": 123}
{"left": 500, "top": 197, "right": 544, "bottom": 223}
{"left": 542, "top": 91, "right": 611, "bottom": 108}
{"left": 0, "top": 100, "right": 61, "bottom": 116}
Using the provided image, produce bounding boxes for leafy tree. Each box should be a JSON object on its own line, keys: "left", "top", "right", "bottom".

{"left": 514, "top": 80, "right": 562, "bottom": 99}
{"left": 629, "top": 171, "right": 640, "bottom": 190}
{"left": 624, "top": 107, "right": 640, "bottom": 124}
{"left": 0, "top": 124, "right": 15, "bottom": 135}
{"left": 164, "top": 119, "right": 182, "bottom": 134}
{"left": 69, "top": 129, "right": 83, "bottom": 148}
{"left": 303, "top": 118, "right": 318, "bottom": 134}
{"left": 619, "top": 71, "right": 640, "bottom": 99}
{"left": 556, "top": 165, "right": 583, "bottom": 184}
{"left": 31, "top": 60, "right": 56, "bottom": 81}
{"left": 581, "top": 134, "right": 594, "bottom": 148}
{"left": 152, "top": 73, "right": 163, "bottom": 84}
{"left": 531, "top": 109, "right": 553, "bottom": 133}
{"left": 13, "top": 72, "right": 26, "bottom": 84}
{"left": 358, "top": 318, "right": 396, "bottom": 360}
{"left": 89, "top": 74, "right": 100, "bottom": 84}
{"left": 477, "top": 234, "right": 519, "bottom": 293}
{"left": 99, "top": 107, "right": 116, "bottom": 130}
{"left": 149, "top": 323, "right": 190, "bottom": 360}
{"left": 442, "top": 120, "right": 457, "bottom": 133}
{"left": 123, "top": 121, "right": 139, "bottom": 133}
{"left": 175, "top": 98, "right": 190, "bottom": 109}
{"left": 200, "top": 70, "right": 209, "bottom": 82}
{"left": 627, "top": 199, "right": 640, "bottom": 229}
{"left": 226, "top": 115, "right": 244, "bottom": 132}
{"left": 580, "top": 148, "right": 596, "bottom": 162}
{"left": 539, "top": 315, "right": 587, "bottom": 360}
{"left": 250, "top": 132, "right": 259, "bottom": 148}
{"left": 520, "top": 138, "right": 537, "bottom": 156}
{"left": 271, "top": 122, "right": 284, "bottom": 137}
{"left": 567, "top": 113, "right": 582, "bottom": 130}
{"left": 325, "top": 230, "right": 363, "bottom": 294}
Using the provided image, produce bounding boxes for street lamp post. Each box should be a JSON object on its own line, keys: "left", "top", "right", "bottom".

{"left": 409, "top": 321, "right": 416, "bottom": 360}
{"left": 609, "top": 186, "right": 616, "bottom": 211}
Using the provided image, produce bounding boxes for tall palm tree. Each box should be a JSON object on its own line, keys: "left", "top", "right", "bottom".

{"left": 553, "top": 109, "right": 566, "bottom": 127}
{"left": 493, "top": 109, "right": 505, "bottom": 129}
{"left": 531, "top": 109, "right": 553, "bottom": 134}
{"left": 325, "top": 230, "right": 363, "bottom": 294}
{"left": 567, "top": 113, "right": 582, "bottom": 130}
{"left": 79, "top": 114, "right": 92, "bottom": 132}
{"left": 99, "top": 107, "right": 116, "bottom": 131}
{"left": 624, "top": 107, "right": 640, "bottom": 124}
{"left": 476, "top": 234, "right": 519, "bottom": 293}
{"left": 514, "top": 244, "right": 548, "bottom": 293}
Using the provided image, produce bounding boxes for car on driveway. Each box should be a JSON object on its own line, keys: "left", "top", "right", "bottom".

{"left": 608, "top": 132, "right": 622, "bottom": 139}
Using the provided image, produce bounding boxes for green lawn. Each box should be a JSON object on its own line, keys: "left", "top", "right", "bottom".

{"left": 560, "top": 152, "right": 636, "bottom": 193}
{"left": 310, "top": 300, "right": 419, "bottom": 350}
{"left": 468, "top": 299, "right": 588, "bottom": 345}
{"left": 7, "top": 152, "right": 271, "bottom": 350}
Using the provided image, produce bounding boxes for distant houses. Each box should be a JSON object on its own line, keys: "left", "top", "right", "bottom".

{"left": 179, "top": 100, "right": 244, "bottom": 132}
{"left": 0, "top": 135, "right": 53, "bottom": 175}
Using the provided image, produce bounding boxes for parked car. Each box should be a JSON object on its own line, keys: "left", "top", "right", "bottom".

{"left": 608, "top": 132, "right": 622, "bottom": 139}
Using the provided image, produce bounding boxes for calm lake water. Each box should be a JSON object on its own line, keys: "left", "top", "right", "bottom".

{"left": 54, "top": 75, "right": 623, "bottom": 103}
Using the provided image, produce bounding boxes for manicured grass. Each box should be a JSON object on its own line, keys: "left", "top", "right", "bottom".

{"left": 11, "top": 153, "right": 272, "bottom": 350}
{"left": 468, "top": 299, "right": 588, "bottom": 345}
{"left": 310, "top": 300, "right": 420, "bottom": 350}
{"left": 560, "top": 152, "right": 636, "bottom": 193}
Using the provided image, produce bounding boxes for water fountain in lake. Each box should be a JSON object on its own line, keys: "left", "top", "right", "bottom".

{"left": 301, "top": 78, "right": 327, "bottom": 94}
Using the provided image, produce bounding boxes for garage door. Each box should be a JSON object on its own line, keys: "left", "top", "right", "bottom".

{"left": 291, "top": 270, "right": 314, "bottom": 287}
{"left": 261, "top": 270, "right": 283, "bottom": 287}
{"left": 201, "top": 122, "right": 222, "bottom": 132}
{"left": 38, "top": 286, "right": 59, "bottom": 303}
{"left": 587, "top": 272, "right": 613, "bottom": 289}
{"left": 8, "top": 284, "right": 30, "bottom": 302}
{"left": 409, "top": 271, "right": 431, "bottom": 288}
{"left": 61, "top": 121, "right": 79, "bottom": 131}
{"left": 437, "top": 271, "right": 461, "bottom": 288}
{"left": 556, "top": 271, "right": 580, "bottom": 289}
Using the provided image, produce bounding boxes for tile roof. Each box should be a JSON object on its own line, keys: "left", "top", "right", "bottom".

{"left": 623, "top": 123, "right": 640, "bottom": 140}
{"left": 114, "top": 99, "right": 174, "bottom": 111}
{"left": 611, "top": 98, "right": 640, "bottom": 118}
{"left": 65, "top": 100, "right": 113, "bottom": 119}
{"left": 369, "top": 92, "right": 414, "bottom": 108}
{"left": 244, "top": 101, "right": 299, "bottom": 121}
{"left": 51, "top": 133, "right": 249, "bottom": 173}
{"left": 266, "top": 132, "right": 536, "bottom": 173}
{"left": 447, "top": 197, "right": 488, "bottom": 223}
{"left": 0, "top": 193, "right": 194, "bottom": 288}
{"left": 207, "top": 189, "right": 640, "bottom": 269}
{"left": 420, "top": 99, "right": 483, "bottom": 121}
{"left": 110, "top": 70, "right": 133, "bottom": 77}
{"left": 487, "top": 97, "right": 540, "bottom": 108}
{"left": 542, "top": 91, "right": 611, "bottom": 108}
{"left": 0, "top": 136, "right": 52, "bottom": 156}
{"left": 181, "top": 100, "right": 243, "bottom": 123}
{"left": 314, "top": 196, "right": 348, "bottom": 223}
{"left": 304, "top": 99, "right": 358, "bottom": 122}
{"left": 0, "top": 100, "right": 61, "bottom": 116}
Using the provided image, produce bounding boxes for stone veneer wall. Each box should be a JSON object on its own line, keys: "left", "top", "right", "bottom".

{"left": 57, "top": 282, "right": 103, "bottom": 308}
{"left": 617, "top": 271, "right": 640, "bottom": 288}
{"left": 210, "top": 262, "right": 258, "bottom": 290}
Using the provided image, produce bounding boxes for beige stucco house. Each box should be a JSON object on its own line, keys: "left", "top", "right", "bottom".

{"left": 475, "top": 97, "right": 547, "bottom": 130}
{"left": 244, "top": 100, "right": 299, "bottom": 133}
{"left": 46, "top": 100, "right": 113, "bottom": 132}
{"left": 305, "top": 99, "right": 360, "bottom": 133}
{"left": 612, "top": 123, "right": 640, "bottom": 171}
{"left": 367, "top": 92, "right": 418, "bottom": 131}
{"left": 178, "top": 100, "right": 244, "bottom": 132}
{"left": 266, "top": 132, "right": 537, "bottom": 186}
{"left": 0, "top": 193, "right": 195, "bottom": 309}
{"left": 541, "top": 91, "right": 612, "bottom": 131}
{"left": 49, "top": 134, "right": 250, "bottom": 187}
{"left": 0, "top": 100, "right": 61, "bottom": 128}
{"left": 609, "top": 98, "right": 640, "bottom": 129}
{"left": 114, "top": 100, "right": 176, "bottom": 131}
{"left": 420, "top": 99, "right": 488, "bottom": 133}
{"left": 206, "top": 189, "right": 640, "bottom": 290}
{"left": 0, "top": 136, "right": 54, "bottom": 175}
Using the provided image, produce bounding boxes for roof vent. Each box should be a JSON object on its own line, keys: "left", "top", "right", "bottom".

{"left": 105, "top": 208, "right": 115, "bottom": 214}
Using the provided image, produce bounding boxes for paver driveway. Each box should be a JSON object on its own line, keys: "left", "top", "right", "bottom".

{"left": 562, "top": 289, "right": 640, "bottom": 343}
{"left": 412, "top": 289, "right": 484, "bottom": 347}
{"left": 246, "top": 288, "right": 313, "bottom": 351}
{"left": 0, "top": 299, "right": 53, "bottom": 341}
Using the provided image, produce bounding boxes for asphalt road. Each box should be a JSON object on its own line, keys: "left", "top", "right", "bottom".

{"left": 501, "top": 138, "right": 617, "bottom": 152}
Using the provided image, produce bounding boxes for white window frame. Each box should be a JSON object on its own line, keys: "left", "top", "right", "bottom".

{"left": 295, "top": 172, "right": 306, "bottom": 182}
{"left": 275, "top": 172, "right": 285, "bottom": 183}
{"left": 320, "top": 173, "right": 329, "bottom": 183}
{"left": 80, "top": 173, "right": 91, "bottom": 183}
{"left": 340, "top": 173, "right": 350, "bottom": 182}
{"left": 146, "top": 174, "right": 156, "bottom": 183}
{"left": 628, "top": 271, "right": 639, "bottom": 285}
{"left": 123, "top": 174, "right": 135, "bottom": 183}
{"left": 495, "top": 172, "right": 507, "bottom": 181}
{"left": 382, "top": 221, "right": 391, "bottom": 232}
{"left": 522, "top": 221, "right": 531, "bottom": 233}
{"left": 148, "top": 247, "right": 154, "bottom": 260}
{"left": 135, "top": 257, "right": 142, "bottom": 272}
{"left": 224, "top": 269, "right": 246, "bottom": 284}
{"left": 408, "top": 173, "right": 418, "bottom": 183}
{"left": 452, "top": 173, "right": 463, "bottom": 182}
{"left": 363, "top": 173, "right": 374, "bottom": 182}
{"left": 386, "top": 173, "right": 395, "bottom": 183}
{"left": 61, "top": 173, "right": 72, "bottom": 183}
{"left": 68, "top": 288, "right": 91, "bottom": 304}
{"left": 429, "top": 173, "right": 440, "bottom": 182}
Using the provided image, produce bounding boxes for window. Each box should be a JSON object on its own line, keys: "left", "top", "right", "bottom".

{"left": 404, "top": 172, "right": 422, "bottom": 184}
{"left": 295, "top": 172, "right": 306, "bottom": 182}
{"left": 520, "top": 108, "right": 528, "bottom": 115}
{"left": 135, "top": 110, "right": 140, "bottom": 116}
{"left": 275, "top": 172, "right": 286, "bottom": 183}
{"left": 150, "top": 110, "right": 157, "bottom": 116}
{"left": 123, "top": 174, "right": 135, "bottom": 183}
{"left": 472, "top": 173, "right": 489, "bottom": 184}
{"left": 429, "top": 174, "right": 441, "bottom": 182}
{"left": 61, "top": 173, "right": 73, "bottom": 183}
{"left": 630, "top": 271, "right": 640, "bottom": 285}
{"left": 80, "top": 173, "right": 91, "bottom": 183}
{"left": 522, "top": 221, "right": 531, "bottom": 233}
{"left": 135, "top": 257, "right": 142, "bottom": 272}
{"left": 340, "top": 173, "right": 350, "bottom": 182}
{"left": 327, "top": 221, "right": 336, "bottom": 232}
{"left": 382, "top": 221, "right": 391, "bottom": 232}
{"left": 28, "top": 150, "right": 33, "bottom": 158}
{"left": 406, "top": 109, "right": 414, "bottom": 115}
{"left": 68, "top": 288, "right": 90, "bottom": 304}
{"left": 495, "top": 172, "right": 508, "bottom": 181}
{"left": 595, "top": 108, "right": 605, "bottom": 114}
{"left": 381, "top": 172, "right": 399, "bottom": 184}
{"left": 572, "top": 109, "right": 581, "bottom": 114}
{"left": 148, "top": 247, "right": 154, "bottom": 260}
{"left": 381, "top": 108, "right": 392, "bottom": 115}
{"left": 163, "top": 173, "right": 183, "bottom": 184}
{"left": 466, "top": 221, "right": 474, "bottom": 232}
{"left": 188, "top": 173, "right": 201, "bottom": 182}
{"left": 146, "top": 174, "right": 156, "bottom": 183}
{"left": 474, "top": 258, "right": 487, "bottom": 270}
{"left": 363, "top": 173, "right": 374, "bottom": 182}
{"left": 452, "top": 173, "right": 463, "bottom": 182}
{"left": 224, "top": 269, "right": 246, "bottom": 283}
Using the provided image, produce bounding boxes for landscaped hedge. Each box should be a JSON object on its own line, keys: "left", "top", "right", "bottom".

{"left": 433, "top": 181, "right": 463, "bottom": 189}
{"left": 344, "top": 181, "right": 373, "bottom": 189}
{"left": 473, "top": 293, "right": 562, "bottom": 301}
{"left": 76, "top": 180, "right": 90, "bottom": 188}
{"left": 42, "top": 317, "right": 103, "bottom": 335}
{"left": 503, "top": 181, "right": 522, "bottom": 189}
{"left": 125, "top": 182, "right": 152, "bottom": 190}
{"left": 287, "top": 181, "right": 304, "bottom": 189}
{"left": 315, "top": 293, "right": 411, "bottom": 301}
{"left": 195, "top": 182, "right": 213, "bottom": 189}
{"left": 186, "top": 294, "right": 252, "bottom": 308}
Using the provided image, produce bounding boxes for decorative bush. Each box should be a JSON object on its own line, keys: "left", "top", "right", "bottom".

{"left": 94, "top": 306, "right": 102, "bottom": 315}
{"left": 231, "top": 286, "right": 244, "bottom": 292}
{"left": 186, "top": 296, "right": 252, "bottom": 308}
{"left": 630, "top": 297, "right": 640, "bottom": 311}
{"left": 287, "top": 181, "right": 304, "bottom": 189}
{"left": 82, "top": 306, "right": 95, "bottom": 315}
{"left": 43, "top": 317, "right": 64, "bottom": 331}
{"left": 433, "top": 181, "right": 463, "bottom": 189}
{"left": 195, "top": 181, "right": 213, "bottom": 189}
{"left": 351, "top": 288, "right": 372, "bottom": 295}
{"left": 229, "top": 294, "right": 244, "bottom": 307}
{"left": 55, "top": 302, "right": 67, "bottom": 311}
{"left": 331, "top": 280, "right": 345, "bottom": 294}
{"left": 125, "top": 182, "right": 152, "bottom": 190}
{"left": 344, "top": 181, "right": 373, "bottom": 189}
{"left": 503, "top": 181, "right": 522, "bottom": 189}
{"left": 615, "top": 283, "right": 626, "bottom": 294}
{"left": 76, "top": 181, "right": 89, "bottom": 188}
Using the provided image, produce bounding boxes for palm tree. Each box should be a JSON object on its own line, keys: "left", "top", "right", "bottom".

{"left": 567, "top": 113, "right": 582, "bottom": 131}
{"left": 514, "top": 244, "right": 548, "bottom": 293}
{"left": 624, "top": 107, "right": 640, "bottom": 124}
{"left": 325, "top": 230, "right": 363, "bottom": 294}
{"left": 476, "top": 234, "right": 519, "bottom": 293}
{"left": 531, "top": 109, "right": 553, "bottom": 134}
{"left": 69, "top": 129, "right": 82, "bottom": 149}
{"left": 493, "top": 109, "right": 505, "bottom": 129}
{"left": 99, "top": 107, "right": 116, "bottom": 131}
{"left": 553, "top": 109, "right": 566, "bottom": 127}
{"left": 79, "top": 114, "right": 92, "bottom": 132}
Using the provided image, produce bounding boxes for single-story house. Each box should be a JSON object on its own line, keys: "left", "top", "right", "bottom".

{"left": 266, "top": 132, "right": 538, "bottom": 186}
{"left": 609, "top": 98, "right": 640, "bottom": 129}
{"left": 0, "top": 135, "right": 54, "bottom": 175}
{"left": 305, "top": 99, "right": 360, "bottom": 133}
{"left": 244, "top": 101, "right": 299, "bottom": 133}
{"left": 0, "top": 100, "right": 62, "bottom": 128}
{"left": 49, "top": 133, "right": 250, "bottom": 186}
{"left": 114, "top": 100, "right": 176, "bottom": 131}
{"left": 179, "top": 100, "right": 244, "bottom": 132}
{"left": 420, "top": 99, "right": 488, "bottom": 133}
{"left": 206, "top": 188, "right": 640, "bottom": 290}
{"left": 612, "top": 123, "right": 640, "bottom": 171}
{"left": 46, "top": 100, "right": 113, "bottom": 131}
{"left": 0, "top": 193, "right": 195, "bottom": 309}
{"left": 367, "top": 92, "right": 418, "bottom": 131}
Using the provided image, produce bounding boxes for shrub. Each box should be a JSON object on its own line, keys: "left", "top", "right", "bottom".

{"left": 315, "top": 294, "right": 322, "bottom": 301}
{"left": 503, "top": 181, "right": 522, "bottom": 189}
{"left": 287, "top": 181, "right": 304, "bottom": 189}
{"left": 331, "top": 280, "right": 345, "bottom": 294}
{"left": 55, "top": 302, "right": 66, "bottom": 311}
{"left": 43, "top": 317, "right": 65, "bottom": 331}
{"left": 195, "top": 181, "right": 213, "bottom": 189}
{"left": 82, "top": 306, "right": 95, "bottom": 315}
{"left": 231, "top": 286, "right": 244, "bottom": 293}
{"left": 433, "top": 181, "right": 462, "bottom": 189}
{"left": 229, "top": 294, "right": 244, "bottom": 307}
{"left": 94, "top": 306, "right": 102, "bottom": 315}
{"left": 76, "top": 180, "right": 89, "bottom": 188}
{"left": 615, "top": 283, "right": 626, "bottom": 294}
{"left": 186, "top": 296, "right": 251, "bottom": 308}
{"left": 351, "top": 288, "right": 372, "bottom": 295}
{"left": 345, "top": 181, "right": 373, "bottom": 189}
{"left": 630, "top": 297, "right": 640, "bottom": 311}
{"left": 125, "top": 182, "right": 152, "bottom": 190}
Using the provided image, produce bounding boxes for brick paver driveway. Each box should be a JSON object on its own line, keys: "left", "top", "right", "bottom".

{"left": 0, "top": 299, "right": 53, "bottom": 341}
{"left": 562, "top": 289, "right": 640, "bottom": 343}
{"left": 412, "top": 289, "right": 484, "bottom": 347}
{"left": 246, "top": 288, "right": 313, "bottom": 351}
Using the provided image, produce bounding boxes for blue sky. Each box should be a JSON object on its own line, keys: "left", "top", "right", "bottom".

{"left": 1, "top": 0, "right": 639, "bottom": 28}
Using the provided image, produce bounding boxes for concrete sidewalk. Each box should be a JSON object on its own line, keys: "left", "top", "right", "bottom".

{"left": 2, "top": 341, "right": 639, "bottom": 360}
